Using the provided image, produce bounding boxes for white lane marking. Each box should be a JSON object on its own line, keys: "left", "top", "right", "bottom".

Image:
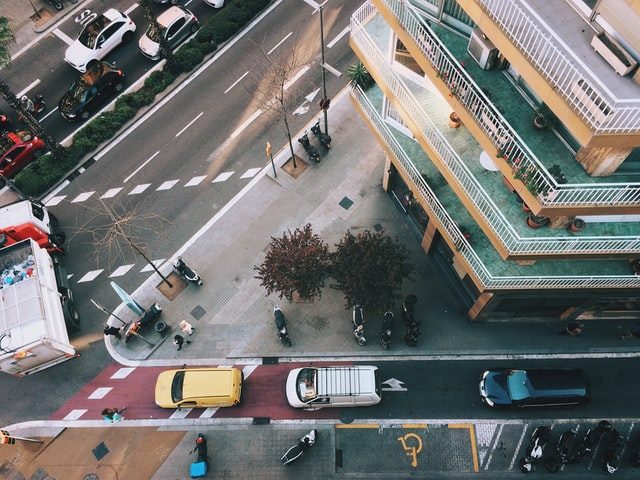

{"left": 199, "top": 408, "right": 218, "bottom": 419}
{"left": 267, "top": 32, "right": 292, "bottom": 55}
{"left": 109, "top": 264, "right": 135, "bottom": 278}
{"left": 230, "top": 109, "right": 262, "bottom": 139}
{"left": 110, "top": 367, "right": 135, "bottom": 379}
{"left": 224, "top": 71, "right": 249, "bottom": 94}
{"left": 140, "top": 259, "right": 165, "bottom": 272}
{"left": 129, "top": 183, "right": 151, "bottom": 195}
{"left": 327, "top": 26, "right": 350, "bottom": 48}
{"left": 483, "top": 423, "right": 504, "bottom": 470}
{"left": 185, "top": 175, "right": 207, "bottom": 187}
{"left": 242, "top": 365, "right": 258, "bottom": 378}
{"left": 39, "top": 106, "right": 59, "bottom": 122}
{"left": 157, "top": 180, "right": 180, "bottom": 191}
{"left": 77, "top": 269, "right": 104, "bottom": 283}
{"left": 212, "top": 171, "right": 234, "bottom": 183}
{"left": 63, "top": 409, "right": 87, "bottom": 420}
{"left": 16, "top": 79, "right": 41, "bottom": 99}
{"left": 124, "top": 3, "right": 139, "bottom": 14}
{"left": 52, "top": 28, "right": 75, "bottom": 46}
{"left": 185, "top": 0, "right": 194, "bottom": 4}
{"left": 124, "top": 150, "right": 159, "bottom": 183}
{"left": 87, "top": 387, "right": 113, "bottom": 400}
{"left": 101, "top": 188, "right": 123, "bottom": 199}
{"left": 284, "top": 65, "right": 310, "bottom": 91}
{"left": 323, "top": 62, "right": 342, "bottom": 77}
{"left": 71, "top": 191, "right": 95, "bottom": 203}
{"left": 508, "top": 425, "right": 528, "bottom": 470}
{"left": 45, "top": 195, "right": 66, "bottom": 206}
{"left": 175, "top": 112, "right": 204, "bottom": 138}
{"left": 169, "top": 408, "right": 192, "bottom": 419}
{"left": 302, "top": 0, "right": 320, "bottom": 9}
{"left": 240, "top": 167, "right": 261, "bottom": 179}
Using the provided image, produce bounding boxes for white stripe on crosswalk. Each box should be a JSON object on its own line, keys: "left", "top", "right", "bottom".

{"left": 157, "top": 180, "right": 180, "bottom": 191}
{"left": 240, "top": 168, "right": 261, "bottom": 179}
{"left": 199, "top": 408, "right": 218, "bottom": 419}
{"left": 169, "top": 408, "right": 192, "bottom": 419}
{"left": 212, "top": 171, "right": 234, "bottom": 183}
{"left": 140, "top": 259, "right": 165, "bottom": 272}
{"left": 185, "top": 175, "right": 207, "bottom": 187}
{"left": 71, "top": 191, "right": 95, "bottom": 203}
{"left": 45, "top": 195, "right": 66, "bottom": 206}
{"left": 109, "top": 264, "right": 135, "bottom": 277}
{"left": 77, "top": 269, "right": 104, "bottom": 283}
{"left": 52, "top": 28, "right": 74, "bottom": 46}
{"left": 110, "top": 367, "right": 135, "bottom": 379}
{"left": 129, "top": 184, "right": 151, "bottom": 195}
{"left": 63, "top": 409, "right": 87, "bottom": 420}
{"left": 101, "top": 188, "right": 123, "bottom": 198}
{"left": 87, "top": 387, "right": 112, "bottom": 400}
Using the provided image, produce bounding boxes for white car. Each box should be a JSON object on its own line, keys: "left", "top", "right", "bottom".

{"left": 65, "top": 9, "right": 136, "bottom": 72}
{"left": 204, "top": 0, "right": 225, "bottom": 7}
{"left": 138, "top": 7, "right": 199, "bottom": 61}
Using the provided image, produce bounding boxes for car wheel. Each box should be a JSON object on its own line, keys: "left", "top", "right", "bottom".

{"left": 122, "top": 31, "right": 134, "bottom": 44}
{"left": 86, "top": 60, "right": 99, "bottom": 72}
{"left": 114, "top": 82, "right": 124, "bottom": 92}
{"left": 80, "top": 110, "right": 90, "bottom": 120}
{"left": 190, "top": 23, "right": 199, "bottom": 34}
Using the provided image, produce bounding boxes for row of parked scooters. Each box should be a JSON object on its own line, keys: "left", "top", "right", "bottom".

{"left": 519, "top": 421, "right": 640, "bottom": 475}
{"left": 297, "top": 120, "right": 332, "bottom": 163}
{"left": 352, "top": 295, "right": 422, "bottom": 348}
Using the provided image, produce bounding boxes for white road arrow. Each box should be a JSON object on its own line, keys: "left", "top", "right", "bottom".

{"left": 305, "top": 88, "right": 321, "bottom": 103}
{"left": 293, "top": 104, "right": 310, "bottom": 115}
{"left": 381, "top": 378, "right": 407, "bottom": 391}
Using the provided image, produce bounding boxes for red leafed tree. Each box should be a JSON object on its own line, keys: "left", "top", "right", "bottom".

{"left": 330, "top": 230, "right": 413, "bottom": 311}
{"left": 255, "top": 224, "right": 330, "bottom": 302}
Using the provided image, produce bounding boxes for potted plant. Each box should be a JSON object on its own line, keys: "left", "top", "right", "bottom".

{"left": 449, "top": 112, "right": 461, "bottom": 128}
{"left": 548, "top": 164, "right": 567, "bottom": 184}
{"left": 569, "top": 218, "right": 586, "bottom": 233}
{"left": 348, "top": 62, "right": 374, "bottom": 90}
{"left": 533, "top": 104, "right": 553, "bottom": 130}
{"left": 526, "top": 213, "right": 548, "bottom": 229}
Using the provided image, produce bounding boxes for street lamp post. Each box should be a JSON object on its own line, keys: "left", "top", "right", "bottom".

{"left": 266, "top": 142, "right": 277, "bottom": 177}
{"left": 319, "top": 5, "right": 329, "bottom": 135}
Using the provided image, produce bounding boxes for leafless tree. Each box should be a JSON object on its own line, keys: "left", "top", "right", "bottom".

{"left": 244, "top": 35, "right": 314, "bottom": 169}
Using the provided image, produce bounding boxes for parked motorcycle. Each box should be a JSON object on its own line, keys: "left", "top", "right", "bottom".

{"left": 47, "top": 0, "right": 64, "bottom": 11}
{"left": 380, "top": 311, "right": 394, "bottom": 350}
{"left": 310, "top": 119, "right": 331, "bottom": 150}
{"left": 18, "top": 94, "right": 46, "bottom": 123}
{"left": 173, "top": 256, "right": 203, "bottom": 286}
{"left": 402, "top": 294, "right": 420, "bottom": 347}
{"left": 524, "top": 426, "right": 552, "bottom": 463}
{"left": 0, "top": 112, "right": 10, "bottom": 134}
{"left": 556, "top": 427, "right": 580, "bottom": 465}
{"left": 124, "top": 302, "right": 162, "bottom": 342}
{"left": 189, "top": 433, "right": 209, "bottom": 477}
{"left": 274, "top": 305, "right": 292, "bottom": 346}
{"left": 352, "top": 304, "right": 366, "bottom": 346}
{"left": 281, "top": 429, "right": 317, "bottom": 466}
{"left": 297, "top": 131, "right": 320, "bottom": 163}
{"left": 602, "top": 429, "right": 624, "bottom": 474}
{"left": 577, "top": 420, "right": 612, "bottom": 459}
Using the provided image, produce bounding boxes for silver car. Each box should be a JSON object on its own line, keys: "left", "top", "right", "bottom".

{"left": 138, "top": 6, "right": 199, "bottom": 61}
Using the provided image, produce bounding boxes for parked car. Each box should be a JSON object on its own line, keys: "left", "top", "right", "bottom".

{"left": 0, "top": 131, "right": 45, "bottom": 180}
{"left": 203, "top": 0, "right": 225, "bottom": 7}
{"left": 138, "top": 6, "right": 199, "bottom": 61}
{"left": 58, "top": 62, "right": 125, "bottom": 121}
{"left": 286, "top": 366, "right": 381, "bottom": 409}
{"left": 65, "top": 9, "right": 136, "bottom": 72}
{"left": 154, "top": 367, "right": 243, "bottom": 408}
{"left": 479, "top": 368, "right": 589, "bottom": 409}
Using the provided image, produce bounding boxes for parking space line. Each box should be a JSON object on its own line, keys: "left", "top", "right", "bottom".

{"left": 267, "top": 32, "right": 292, "bottom": 55}
{"left": 402, "top": 423, "right": 427, "bottom": 429}
{"left": 327, "top": 26, "right": 350, "bottom": 49}
{"left": 16, "top": 79, "right": 41, "bottom": 98}
{"left": 483, "top": 423, "right": 504, "bottom": 471}
{"left": 52, "top": 28, "right": 75, "bottom": 46}
{"left": 508, "top": 425, "right": 528, "bottom": 471}
{"left": 39, "top": 106, "right": 59, "bottom": 122}
{"left": 124, "top": 3, "right": 139, "bottom": 14}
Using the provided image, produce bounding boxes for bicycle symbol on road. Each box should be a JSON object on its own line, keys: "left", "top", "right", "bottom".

{"left": 397, "top": 432, "right": 423, "bottom": 468}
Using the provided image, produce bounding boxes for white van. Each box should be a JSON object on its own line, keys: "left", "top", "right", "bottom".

{"left": 285, "top": 366, "right": 381, "bottom": 408}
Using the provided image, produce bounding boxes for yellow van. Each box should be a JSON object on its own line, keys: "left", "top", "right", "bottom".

{"left": 154, "top": 367, "right": 243, "bottom": 408}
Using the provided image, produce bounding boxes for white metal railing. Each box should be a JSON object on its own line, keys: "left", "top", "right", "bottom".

{"left": 372, "top": 0, "right": 640, "bottom": 208}
{"left": 475, "top": 0, "right": 640, "bottom": 134}
{"left": 351, "top": 85, "right": 640, "bottom": 289}
{"left": 351, "top": 4, "right": 640, "bottom": 256}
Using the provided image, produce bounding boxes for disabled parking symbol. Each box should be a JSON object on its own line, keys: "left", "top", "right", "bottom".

{"left": 397, "top": 433, "right": 423, "bottom": 467}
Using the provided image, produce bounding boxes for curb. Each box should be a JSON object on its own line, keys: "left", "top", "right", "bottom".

{"left": 32, "top": 1, "right": 85, "bottom": 34}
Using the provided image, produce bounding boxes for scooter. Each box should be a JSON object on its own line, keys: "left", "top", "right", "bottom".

{"left": 380, "top": 311, "right": 394, "bottom": 350}
{"left": 18, "top": 94, "right": 46, "bottom": 122}
{"left": 556, "top": 427, "right": 580, "bottom": 465}
{"left": 0, "top": 113, "right": 10, "bottom": 134}
{"left": 274, "top": 305, "right": 292, "bottom": 346}
{"left": 352, "top": 304, "right": 366, "bottom": 346}
{"left": 402, "top": 295, "right": 420, "bottom": 347}
{"left": 523, "top": 426, "right": 552, "bottom": 464}
{"left": 602, "top": 429, "right": 624, "bottom": 474}
{"left": 47, "top": 0, "right": 64, "bottom": 10}
{"left": 124, "top": 302, "right": 162, "bottom": 342}
{"left": 310, "top": 120, "right": 331, "bottom": 150}
{"left": 281, "top": 429, "right": 317, "bottom": 466}
{"left": 297, "top": 131, "right": 320, "bottom": 163}
{"left": 189, "top": 433, "right": 209, "bottom": 478}
{"left": 173, "top": 257, "right": 203, "bottom": 286}
{"left": 577, "top": 420, "right": 612, "bottom": 459}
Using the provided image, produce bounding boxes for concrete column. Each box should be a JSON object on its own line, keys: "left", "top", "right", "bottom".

{"left": 420, "top": 220, "right": 438, "bottom": 254}
{"left": 468, "top": 292, "right": 495, "bottom": 321}
{"left": 576, "top": 146, "right": 632, "bottom": 176}
{"left": 382, "top": 156, "right": 392, "bottom": 191}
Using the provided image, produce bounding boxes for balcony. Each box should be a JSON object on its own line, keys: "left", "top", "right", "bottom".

{"left": 370, "top": 0, "right": 640, "bottom": 212}
{"left": 350, "top": 4, "right": 640, "bottom": 258}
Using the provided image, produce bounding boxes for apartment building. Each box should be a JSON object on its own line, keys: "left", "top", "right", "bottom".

{"left": 349, "top": 0, "right": 640, "bottom": 321}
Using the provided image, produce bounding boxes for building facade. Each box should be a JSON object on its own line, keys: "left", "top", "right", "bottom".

{"left": 350, "top": 0, "right": 640, "bottom": 321}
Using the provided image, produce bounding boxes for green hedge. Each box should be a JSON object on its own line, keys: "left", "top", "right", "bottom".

{"left": 16, "top": 0, "right": 271, "bottom": 196}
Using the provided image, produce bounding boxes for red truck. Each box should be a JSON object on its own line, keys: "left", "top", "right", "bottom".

{"left": 0, "top": 200, "right": 65, "bottom": 253}
{"left": 0, "top": 130, "right": 45, "bottom": 179}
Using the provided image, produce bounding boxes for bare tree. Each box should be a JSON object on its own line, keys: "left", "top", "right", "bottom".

{"left": 244, "top": 35, "right": 313, "bottom": 169}
{"left": 72, "top": 195, "right": 174, "bottom": 288}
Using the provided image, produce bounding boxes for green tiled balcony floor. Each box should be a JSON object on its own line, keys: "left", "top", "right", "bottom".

{"left": 362, "top": 85, "right": 634, "bottom": 277}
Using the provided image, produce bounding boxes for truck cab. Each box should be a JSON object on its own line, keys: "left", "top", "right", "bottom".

{"left": 0, "top": 200, "right": 65, "bottom": 253}
{"left": 0, "top": 131, "right": 45, "bottom": 180}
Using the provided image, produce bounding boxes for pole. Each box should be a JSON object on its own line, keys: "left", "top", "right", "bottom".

{"left": 319, "top": 5, "right": 329, "bottom": 135}
{"left": 266, "top": 142, "right": 277, "bottom": 177}
{"left": 91, "top": 299, "right": 127, "bottom": 326}
{"left": 27, "top": 0, "right": 41, "bottom": 18}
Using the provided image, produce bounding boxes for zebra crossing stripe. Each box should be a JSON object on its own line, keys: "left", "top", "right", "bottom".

{"left": 87, "top": 387, "right": 112, "bottom": 400}
{"left": 71, "top": 192, "right": 95, "bottom": 203}
{"left": 240, "top": 168, "right": 261, "bottom": 179}
{"left": 63, "top": 409, "right": 87, "bottom": 420}
{"left": 212, "top": 171, "right": 234, "bottom": 183}
{"left": 45, "top": 195, "right": 66, "bottom": 206}
{"left": 140, "top": 259, "right": 165, "bottom": 272}
{"left": 185, "top": 175, "right": 207, "bottom": 187}
{"left": 110, "top": 367, "right": 135, "bottom": 379}
{"left": 109, "top": 264, "right": 135, "bottom": 278}
{"left": 101, "top": 188, "right": 123, "bottom": 198}
{"left": 77, "top": 269, "right": 104, "bottom": 283}
{"left": 157, "top": 180, "right": 180, "bottom": 191}
{"left": 129, "top": 184, "right": 151, "bottom": 195}
{"left": 169, "top": 408, "right": 192, "bottom": 419}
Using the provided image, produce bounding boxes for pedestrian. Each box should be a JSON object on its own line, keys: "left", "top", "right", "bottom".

{"left": 101, "top": 406, "right": 126, "bottom": 423}
{"left": 621, "top": 321, "right": 640, "bottom": 341}
{"left": 560, "top": 322, "right": 583, "bottom": 336}
{"left": 103, "top": 324, "right": 122, "bottom": 339}
{"left": 173, "top": 334, "right": 191, "bottom": 351}
{"left": 179, "top": 319, "right": 194, "bottom": 336}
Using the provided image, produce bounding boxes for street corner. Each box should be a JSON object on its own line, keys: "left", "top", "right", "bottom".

{"left": 334, "top": 423, "right": 479, "bottom": 476}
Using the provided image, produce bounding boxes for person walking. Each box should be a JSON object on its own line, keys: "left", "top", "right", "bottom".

{"left": 173, "top": 334, "right": 191, "bottom": 351}
{"left": 101, "top": 406, "right": 126, "bottom": 423}
{"left": 103, "top": 324, "right": 122, "bottom": 339}
{"left": 621, "top": 321, "right": 640, "bottom": 341}
{"left": 179, "top": 319, "right": 194, "bottom": 336}
{"left": 560, "top": 322, "right": 584, "bottom": 336}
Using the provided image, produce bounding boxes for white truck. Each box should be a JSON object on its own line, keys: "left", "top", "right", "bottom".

{"left": 0, "top": 238, "right": 79, "bottom": 377}
{"left": 0, "top": 199, "right": 66, "bottom": 253}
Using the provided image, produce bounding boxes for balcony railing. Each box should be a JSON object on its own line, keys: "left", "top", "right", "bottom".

{"left": 351, "top": 3, "right": 640, "bottom": 257}
{"left": 352, "top": 86, "right": 640, "bottom": 289}
{"left": 475, "top": 0, "right": 640, "bottom": 134}
{"left": 371, "top": 0, "right": 640, "bottom": 209}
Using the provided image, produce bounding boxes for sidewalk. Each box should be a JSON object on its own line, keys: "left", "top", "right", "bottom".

{"left": 106, "top": 87, "right": 640, "bottom": 367}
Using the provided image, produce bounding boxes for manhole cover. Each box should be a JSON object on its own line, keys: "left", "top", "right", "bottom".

{"left": 190, "top": 305, "right": 206, "bottom": 320}
{"left": 339, "top": 196, "right": 354, "bottom": 210}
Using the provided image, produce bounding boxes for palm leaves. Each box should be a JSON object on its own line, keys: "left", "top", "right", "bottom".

{"left": 0, "top": 16, "right": 14, "bottom": 70}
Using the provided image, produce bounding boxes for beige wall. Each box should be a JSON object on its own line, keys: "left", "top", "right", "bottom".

{"left": 596, "top": 0, "right": 640, "bottom": 56}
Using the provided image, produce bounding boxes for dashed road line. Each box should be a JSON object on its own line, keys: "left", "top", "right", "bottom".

{"left": 129, "top": 183, "right": 152, "bottom": 195}
{"left": 185, "top": 175, "right": 207, "bottom": 187}
{"left": 169, "top": 408, "right": 193, "bottom": 419}
{"left": 77, "top": 269, "right": 104, "bottom": 283}
{"left": 327, "top": 26, "right": 350, "bottom": 48}
{"left": 109, "top": 264, "right": 135, "bottom": 278}
{"left": 124, "top": 151, "right": 159, "bottom": 183}
{"left": 45, "top": 195, "right": 66, "bottom": 206}
{"left": 230, "top": 110, "right": 262, "bottom": 139}
{"left": 199, "top": 408, "right": 218, "bottom": 419}
{"left": 157, "top": 180, "right": 180, "bottom": 191}
{"left": 240, "top": 167, "right": 261, "bottom": 179}
{"left": 87, "top": 387, "right": 113, "bottom": 400}
{"left": 101, "top": 187, "right": 123, "bottom": 198}
{"left": 483, "top": 423, "right": 504, "bottom": 470}
{"left": 175, "top": 112, "right": 204, "bottom": 138}
{"left": 16, "top": 79, "right": 41, "bottom": 98}
{"left": 71, "top": 191, "right": 94, "bottom": 203}
{"left": 267, "top": 32, "right": 292, "bottom": 55}
{"left": 124, "top": 2, "right": 139, "bottom": 14}
{"left": 212, "top": 171, "right": 234, "bottom": 183}
{"left": 224, "top": 71, "right": 249, "bottom": 94}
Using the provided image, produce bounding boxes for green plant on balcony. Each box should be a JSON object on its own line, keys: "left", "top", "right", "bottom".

{"left": 533, "top": 104, "right": 554, "bottom": 130}
{"left": 348, "top": 62, "right": 374, "bottom": 90}
{"left": 548, "top": 164, "right": 568, "bottom": 184}
{"left": 513, "top": 164, "right": 543, "bottom": 196}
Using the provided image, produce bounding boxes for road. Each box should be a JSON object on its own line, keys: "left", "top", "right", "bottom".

{"left": 0, "top": 0, "right": 359, "bottom": 427}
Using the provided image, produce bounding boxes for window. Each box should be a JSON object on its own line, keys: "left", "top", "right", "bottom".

{"left": 506, "top": 370, "right": 530, "bottom": 401}
{"left": 295, "top": 368, "right": 317, "bottom": 402}
{"left": 171, "top": 371, "right": 185, "bottom": 403}
{"left": 101, "top": 22, "right": 124, "bottom": 42}
{"left": 79, "top": 15, "right": 109, "bottom": 48}
{"left": 167, "top": 18, "right": 186, "bottom": 38}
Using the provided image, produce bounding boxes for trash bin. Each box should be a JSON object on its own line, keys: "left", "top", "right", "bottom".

{"left": 154, "top": 320, "right": 168, "bottom": 336}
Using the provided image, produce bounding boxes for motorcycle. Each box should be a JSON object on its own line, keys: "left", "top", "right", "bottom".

{"left": 0, "top": 112, "right": 10, "bottom": 134}
{"left": 524, "top": 426, "right": 552, "bottom": 463}
{"left": 556, "top": 427, "right": 580, "bottom": 465}
{"left": 380, "top": 311, "right": 394, "bottom": 350}
{"left": 297, "top": 131, "right": 320, "bottom": 163}
{"left": 402, "top": 294, "right": 420, "bottom": 347}
{"left": 18, "top": 94, "right": 46, "bottom": 123}
{"left": 124, "top": 302, "right": 162, "bottom": 342}
{"left": 173, "top": 257, "right": 203, "bottom": 286}
{"left": 352, "top": 304, "right": 366, "bottom": 346}
{"left": 577, "top": 420, "right": 612, "bottom": 459}
{"left": 602, "top": 429, "right": 624, "bottom": 474}
{"left": 310, "top": 120, "right": 331, "bottom": 150}
{"left": 189, "top": 433, "right": 209, "bottom": 478}
{"left": 47, "top": 0, "right": 64, "bottom": 10}
{"left": 274, "top": 305, "right": 292, "bottom": 346}
{"left": 281, "top": 429, "right": 317, "bottom": 466}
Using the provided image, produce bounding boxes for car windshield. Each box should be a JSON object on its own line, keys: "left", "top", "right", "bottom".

{"left": 78, "top": 15, "right": 110, "bottom": 49}
{"left": 146, "top": 22, "right": 164, "bottom": 43}
{"left": 65, "top": 64, "right": 110, "bottom": 105}
{"left": 171, "top": 371, "right": 185, "bottom": 403}
{"left": 295, "top": 368, "right": 317, "bottom": 402}
{"left": 506, "top": 369, "right": 531, "bottom": 401}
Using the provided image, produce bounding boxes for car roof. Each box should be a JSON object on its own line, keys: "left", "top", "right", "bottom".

{"left": 103, "top": 8, "right": 125, "bottom": 22}
{"left": 157, "top": 6, "right": 189, "bottom": 27}
{"left": 525, "top": 369, "right": 588, "bottom": 398}
{"left": 316, "top": 366, "right": 376, "bottom": 396}
{"left": 181, "top": 368, "right": 234, "bottom": 399}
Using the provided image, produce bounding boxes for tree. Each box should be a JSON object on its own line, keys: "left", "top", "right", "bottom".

{"left": 255, "top": 224, "right": 330, "bottom": 302}
{"left": 331, "top": 230, "right": 413, "bottom": 311}
{"left": 139, "top": 0, "right": 176, "bottom": 71}
{"left": 244, "top": 36, "right": 313, "bottom": 169}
